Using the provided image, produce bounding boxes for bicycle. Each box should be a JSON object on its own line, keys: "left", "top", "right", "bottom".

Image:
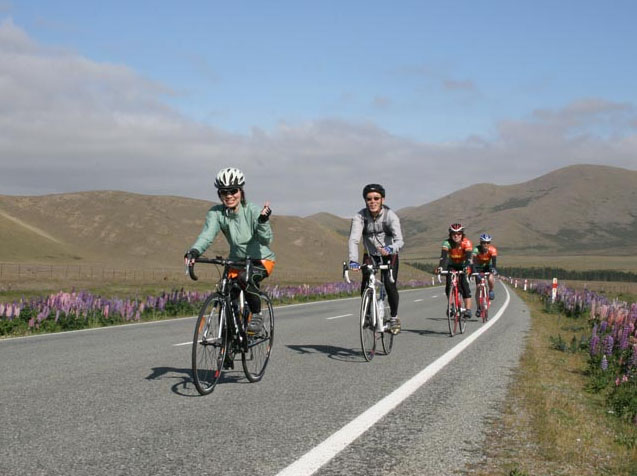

{"left": 472, "top": 271, "right": 491, "bottom": 323}
{"left": 440, "top": 269, "right": 467, "bottom": 337}
{"left": 187, "top": 256, "right": 274, "bottom": 396}
{"left": 343, "top": 260, "right": 395, "bottom": 362}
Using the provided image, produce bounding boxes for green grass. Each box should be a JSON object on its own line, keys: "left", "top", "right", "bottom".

{"left": 468, "top": 290, "right": 636, "bottom": 475}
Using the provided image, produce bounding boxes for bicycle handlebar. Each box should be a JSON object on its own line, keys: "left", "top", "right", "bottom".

{"left": 470, "top": 272, "right": 491, "bottom": 278}
{"left": 342, "top": 261, "right": 394, "bottom": 284}
{"left": 439, "top": 270, "right": 466, "bottom": 275}
{"left": 187, "top": 256, "right": 251, "bottom": 281}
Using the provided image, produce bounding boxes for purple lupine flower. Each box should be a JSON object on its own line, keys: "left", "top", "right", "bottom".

{"left": 603, "top": 335, "right": 614, "bottom": 355}
{"left": 600, "top": 321, "right": 608, "bottom": 333}
{"left": 589, "top": 335, "right": 600, "bottom": 356}
{"left": 619, "top": 325, "right": 630, "bottom": 350}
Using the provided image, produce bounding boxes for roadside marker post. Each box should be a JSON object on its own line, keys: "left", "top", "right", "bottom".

{"left": 524, "top": 279, "right": 528, "bottom": 291}
{"left": 551, "top": 277, "right": 558, "bottom": 303}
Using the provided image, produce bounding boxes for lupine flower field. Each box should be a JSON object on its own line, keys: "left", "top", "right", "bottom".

{"left": 523, "top": 279, "right": 637, "bottom": 424}
{"left": 0, "top": 279, "right": 433, "bottom": 337}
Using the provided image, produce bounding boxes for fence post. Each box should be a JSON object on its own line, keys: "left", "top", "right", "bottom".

{"left": 524, "top": 279, "right": 528, "bottom": 291}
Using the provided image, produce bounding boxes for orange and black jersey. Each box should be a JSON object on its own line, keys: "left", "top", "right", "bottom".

{"left": 472, "top": 244, "right": 497, "bottom": 266}
{"left": 440, "top": 237, "right": 473, "bottom": 269}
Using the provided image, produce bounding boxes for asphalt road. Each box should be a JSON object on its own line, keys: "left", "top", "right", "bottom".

{"left": 0, "top": 281, "right": 530, "bottom": 475}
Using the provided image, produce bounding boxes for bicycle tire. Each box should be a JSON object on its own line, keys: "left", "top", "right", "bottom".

{"left": 480, "top": 285, "right": 489, "bottom": 322}
{"left": 242, "top": 295, "right": 274, "bottom": 382}
{"left": 360, "top": 288, "right": 376, "bottom": 361}
{"left": 458, "top": 295, "right": 466, "bottom": 334}
{"left": 447, "top": 289, "right": 457, "bottom": 337}
{"left": 379, "top": 298, "right": 393, "bottom": 354}
{"left": 192, "top": 294, "right": 227, "bottom": 395}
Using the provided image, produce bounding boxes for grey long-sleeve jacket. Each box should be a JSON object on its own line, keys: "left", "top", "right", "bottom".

{"left": 348, "top": 206, "right": 404, "bottom": 263}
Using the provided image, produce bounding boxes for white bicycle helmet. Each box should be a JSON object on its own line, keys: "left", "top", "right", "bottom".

{"left": 214, "top": 167, "right": 246, "bottom": 189}
{"left": 449, "top": 223, "right": 464, "bottom": 233}
{"left": 480, "top": 233, "right": 492, "bottom": 243}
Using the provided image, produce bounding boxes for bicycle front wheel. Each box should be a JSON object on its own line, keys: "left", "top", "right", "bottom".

{"left": 447, "top": 291, "right": 458, "bottom": 337}
{"left": 242, "top": 296, "right": 274, "bottom": 382}
{"left": 360, "top": 288, "right": 376, "bottom": 361}
{"left": 192, "top": 295, "right": 227, "bottom": 395}
{"left": 480, "top": 286, "right": 489, "bottom": 323}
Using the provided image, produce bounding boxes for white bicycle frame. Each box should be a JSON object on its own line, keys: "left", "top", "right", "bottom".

{"left": 344, "top": 262, "right": 393, "bottom": 333}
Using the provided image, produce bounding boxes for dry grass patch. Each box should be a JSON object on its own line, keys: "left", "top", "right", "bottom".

{"left": 469, "top": 291, "right": 636, "bottom": 476}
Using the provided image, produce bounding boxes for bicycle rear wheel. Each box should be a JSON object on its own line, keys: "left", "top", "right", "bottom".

{"left": 192, "top": 295, "right": 227, "bottom": 395}
{"left": 360, "top": 288, "right": 376, "bottom": 361}
{"left": 380, "top": 300, "right": 394, "bottom": 355}
{"left": 458, "top": 301, "right": 466, "bottom": 334}
{"left": 242, "top": 296, "right": 274, "bottom": 382}
{"left": 447, "top": 291, "right": 458, "bottom": 337}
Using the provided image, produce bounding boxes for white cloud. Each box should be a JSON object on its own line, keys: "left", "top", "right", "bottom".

{"left": 1, "top": 19, "right": 636, "bottom": 217}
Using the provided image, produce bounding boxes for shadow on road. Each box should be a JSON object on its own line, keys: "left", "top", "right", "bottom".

{"left": 145, "top": 366, "right": 247, "bottom": 397}
{"left": 286, "top": 344, "right": 364, "bottom": 363}
{"left": 401, "top": 328, "right": 450, "bottom": 337}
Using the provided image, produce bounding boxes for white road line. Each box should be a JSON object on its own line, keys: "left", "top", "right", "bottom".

{"left": 431, "top": 295, "right": 438, "bottom": 298}
{"left": 413, "top": 299, "right": 424, "bottom": 302}
{"left": 276, "top": 285, "right": 512, "bottom": 476}
{"left": 326, "top": 314, "right": 353, "bottom": 320}
{"left": 173, "top": 341, "right": 192, "bottom": 346}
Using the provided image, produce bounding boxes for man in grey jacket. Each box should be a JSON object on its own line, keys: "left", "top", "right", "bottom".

{"left": 348, "top": 183, "right": 404, "bottom": 334}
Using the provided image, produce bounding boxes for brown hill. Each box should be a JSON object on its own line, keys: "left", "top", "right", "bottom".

{"left": 0, "top": 164, "right": 634, "bottom": 284}
{"left": 0, "top": 192, "right": 427, "bottom": 284}
{"left": 398, "top": 164, "right": 637, "bottom": 261}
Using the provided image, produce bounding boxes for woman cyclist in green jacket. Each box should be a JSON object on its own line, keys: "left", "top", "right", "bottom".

{"left": 184, "top": 167, "right": 275, "bottom": 335}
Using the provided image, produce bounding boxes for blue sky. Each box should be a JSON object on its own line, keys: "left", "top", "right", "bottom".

{"left": 1, "top": 1, "right": 636, "bottom": 215}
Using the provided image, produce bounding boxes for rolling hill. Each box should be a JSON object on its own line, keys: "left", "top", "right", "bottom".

{"left": 0, "top": 192, "right": 426, "bottom": 284}
{"left": 398, "top": 164, "right": 637, "bottom": 261}
{"left": 0, "top": 164, "right": 635, "bottom": 285}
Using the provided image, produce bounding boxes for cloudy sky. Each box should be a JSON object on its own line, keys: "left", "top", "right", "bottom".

{"left": 1, "top": 1, "right": 636, "bottom": 216}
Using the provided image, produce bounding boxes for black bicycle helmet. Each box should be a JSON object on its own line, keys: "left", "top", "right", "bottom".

{"left": 362, "top": 183, "right": 385, "bottom": 198}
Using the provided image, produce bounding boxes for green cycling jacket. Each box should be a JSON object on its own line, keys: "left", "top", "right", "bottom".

{"left": 190, "top": 202, "right": 275, "bottom": 261}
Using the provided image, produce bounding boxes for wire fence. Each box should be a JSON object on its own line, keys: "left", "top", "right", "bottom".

{"left": 0, "top": 262, "right": 203, "bottom": 282}
{"left": 0, "top": 262, "right": 342, "bottom": 285}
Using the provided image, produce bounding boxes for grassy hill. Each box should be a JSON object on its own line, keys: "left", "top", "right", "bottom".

{"left": 0, "top": 164, "right": 635, "bottom": 287}
{"left": 398, "top": 164, "right": 637, "bottom": 264}
{"left": 0, "top": 192, "right": 426, "bottom": 285}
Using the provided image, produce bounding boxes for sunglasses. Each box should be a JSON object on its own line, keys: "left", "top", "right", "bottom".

{"left": 365, "top": 196, "right": 382, "bottom": 202}
{"left": 219, "top": 188, "right": 240, "bottom": 196}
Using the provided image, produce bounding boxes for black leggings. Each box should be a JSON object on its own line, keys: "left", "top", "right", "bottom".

{"left": 361, "top": 254, "right": 400, "bottom": 317}
{"left": 232, "top": 261, "right": 269, "bottom": 314}
{"left": 445, "top": 269, "right": 471, "bottom": 299}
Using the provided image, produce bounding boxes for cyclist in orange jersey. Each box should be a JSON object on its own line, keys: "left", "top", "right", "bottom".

{"left": 435, "top": 223, "right": 473, "bottom": 319}
{"left": 472, "top": 233, "right": 498, "bottom": 304}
